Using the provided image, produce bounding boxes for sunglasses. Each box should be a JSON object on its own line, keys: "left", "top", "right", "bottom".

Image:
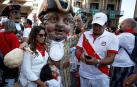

{"left": 38, "top": 34, "right": 46, "bottom": 37}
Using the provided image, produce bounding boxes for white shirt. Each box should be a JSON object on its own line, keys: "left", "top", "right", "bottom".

{"left": 112, "top": 33, "right": 135, "bottom": 67}
{"left": 15, "top": 23, "right": 22, "bottom": 31}
{"left": 23, "top": 27, "right": 31, "bottom": 38}
{"left": 45, "top": 76, "right": 62, "bottom": 87}
{"left": 19, "top": 50, "right": 49, "bottom": 87}
{"left": 69, "top": 47, "right": 79, "bottom": 72}
{"left": 77, "top": 30, "right": 119, "bottom": 79}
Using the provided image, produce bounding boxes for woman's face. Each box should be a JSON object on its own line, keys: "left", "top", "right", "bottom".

{"left": 36, "top": 29, "right": 46, "bottom": 44}
{"left": 44, "top": 12, "right": 74, "bottom": 41}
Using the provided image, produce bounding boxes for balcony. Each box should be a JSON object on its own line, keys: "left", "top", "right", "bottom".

{"left": 80, "top": 8, "right": 124, "bottom": 19}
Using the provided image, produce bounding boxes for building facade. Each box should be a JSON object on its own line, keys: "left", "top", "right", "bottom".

{"left": 71, "top": 0, "right": 123, "bottom": 27}
{"left": 0, "top": 0, "right": 123, "bottom": 27}
{"left": 134, "top": 0, "right": 137, "bottom": 18}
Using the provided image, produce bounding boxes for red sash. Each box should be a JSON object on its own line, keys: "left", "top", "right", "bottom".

{"left": 82, "top": 34, "right": 109, "bottom": 76}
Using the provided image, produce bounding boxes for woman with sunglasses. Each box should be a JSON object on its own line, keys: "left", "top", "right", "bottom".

{"left": 19, "top": 26, "right": 48, "bottom": 87}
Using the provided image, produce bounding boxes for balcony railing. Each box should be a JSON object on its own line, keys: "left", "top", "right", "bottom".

{"left": 76, "top": 8, "right": 124, "bottom": 19}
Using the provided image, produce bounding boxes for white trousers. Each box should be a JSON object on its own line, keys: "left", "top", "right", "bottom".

{"left": 80, "top": 76, "right": 110, "bottom": 87}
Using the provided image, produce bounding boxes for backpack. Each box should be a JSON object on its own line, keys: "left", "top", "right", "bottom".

{"left": 121, "top": 34, "right": 137, "bottom": 64}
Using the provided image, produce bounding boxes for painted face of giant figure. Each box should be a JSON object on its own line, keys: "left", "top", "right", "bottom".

{"left": 39, "top": 0, "right": 74, "bottom": 62}
{"left": 44, "top": 12, "right": 74, "bottom": 41}
{"left": 40, "top": 0, "right": 74, "bottom": 42}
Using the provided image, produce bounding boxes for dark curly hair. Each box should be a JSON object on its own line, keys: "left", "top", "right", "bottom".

{"left": 28, "top": 26, "right": 46, "bottom": 53}
{"left": 40, "top": 64, "right": 53, "bottom": 81}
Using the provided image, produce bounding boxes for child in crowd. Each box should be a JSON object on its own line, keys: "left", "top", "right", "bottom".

{"left": 40, "top": 64, "right": 62, "bottom": 87}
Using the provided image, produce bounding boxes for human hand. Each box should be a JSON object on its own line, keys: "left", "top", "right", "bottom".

{"left": 123, "top": 74, "right": 137, "bottom": 87}
{"left": 19, "top": 42, "right": 27, "bottom": 49}
{"left": 85, "top": 56, "right": 98, "bottom": 65}
{"left": 36, "top": 80, "right": 47, "bottom": 87}
{"left": 80, "top": 54, "right": 86, "bottom": 63}
{"left": 38, "top": 82, "right": 47, "bottom": 87}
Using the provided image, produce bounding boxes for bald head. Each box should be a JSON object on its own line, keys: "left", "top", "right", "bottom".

{"left": 120, "top": 18, "right": 137, "bottom": 32}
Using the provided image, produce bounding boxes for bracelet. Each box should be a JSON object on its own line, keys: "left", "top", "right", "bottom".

{"left": 96, "top": 59, "right": 101, "bottom": 67}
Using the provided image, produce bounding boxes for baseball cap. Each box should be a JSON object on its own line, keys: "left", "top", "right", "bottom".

{"left": 92, "top": 12, "right": 107, "bottom": 26}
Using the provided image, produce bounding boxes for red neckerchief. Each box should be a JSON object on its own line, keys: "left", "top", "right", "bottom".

{"left": 25, "top": 25, "right": 32, "bottom": 28}
{"left": 92, "top": 35, "right": 97, "bottom": 43}
{"left": 124, "top": 28, "right": 135, "bottom": 33}
{"left": 36, "top": 43, "right": 45, "bottom": 57}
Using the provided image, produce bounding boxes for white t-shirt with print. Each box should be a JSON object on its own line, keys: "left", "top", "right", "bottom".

{"left": 77, "top": 30, "right": 119, "bottom": 79}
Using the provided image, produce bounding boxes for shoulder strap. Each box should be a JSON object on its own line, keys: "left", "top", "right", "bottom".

{"left": 120, "top": 34, "right": 137, "bottom": 64}
{"left": 130, "top": 34, "right": 137, "bottom": 64}
{"left": 82, "top": 34, "right": 100, "bottom": 59}
{"left": 120, "top": 46, "right": 132, "bottom": 58}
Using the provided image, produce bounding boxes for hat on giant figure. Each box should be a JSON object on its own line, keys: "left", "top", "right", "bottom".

{"left": 38, "top": 0, "right": 74, "bottom": 21}
{"left": 0, "top": 4, "right": 21, "bottom": 17}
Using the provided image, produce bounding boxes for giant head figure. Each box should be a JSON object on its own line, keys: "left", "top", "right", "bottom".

{"left": 39, "top": 0, "right": 75, "bottom": 62}
{"left": 39, "top": 0, "right": 74, "bottom": 42}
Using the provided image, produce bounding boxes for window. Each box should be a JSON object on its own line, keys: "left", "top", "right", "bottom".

{"left": 90, "top": 3, "right": 99, "bottom": 9}
{"left": 107, "top": 4, "right": 115, "bottom": 10}
{"left": 75, "top": 1, "right": 82, "bottom": 8}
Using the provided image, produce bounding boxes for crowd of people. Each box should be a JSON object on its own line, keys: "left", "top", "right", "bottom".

{"left": 0, "top": 0, "right": 137, "bottom": 87}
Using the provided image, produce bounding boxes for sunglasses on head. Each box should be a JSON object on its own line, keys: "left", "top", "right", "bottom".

{"left": 38, "top": 34, "right": 46, "bottom": 37}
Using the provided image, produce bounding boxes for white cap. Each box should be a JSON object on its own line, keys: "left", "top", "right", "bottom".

{"left": 92, "top": 12, "right": 107, "bottom": 26}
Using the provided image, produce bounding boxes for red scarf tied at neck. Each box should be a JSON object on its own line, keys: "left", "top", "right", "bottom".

{"left": 36, "top": 43, "right": 45, "bottom": 57}
{"left": 124, "top": 28, "right": 134, "bottom": 33}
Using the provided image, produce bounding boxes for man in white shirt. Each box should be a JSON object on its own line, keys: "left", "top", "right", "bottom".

{"left": 23, "top": 19, "right": 32, "bottom": 42}
{"left": 111, "top": 18, "right": 137, "bottom": 87}
{"left": 76, "top": 12, "right": 119, "bottom": 87}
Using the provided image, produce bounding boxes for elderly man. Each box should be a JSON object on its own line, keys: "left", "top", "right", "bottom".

{"left": 111, "top": 18, "right": 137, "bottom": 87}
{"left": 75, "top": 12, "right": 119, "bottom": 87}
{"left": 69, "top": 14, "right": 85, "bottom": 87}
{"left": 0, "top": 4, "right": 24, "bottom": 42}
{"left": 38, "top": 0, "right": 74, "bottom": 87}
